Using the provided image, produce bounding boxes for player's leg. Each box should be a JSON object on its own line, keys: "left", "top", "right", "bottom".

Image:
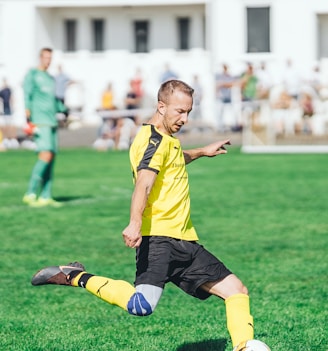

{"left": 31, "top": 262, "right": 136, "bottom": 311}
{"left": 39, "top": 156, "right": 55, "bottom": 200}
{"left": 72, "top": 271, "right": 136, "bottom": 311}
{"left": 76, "top": 236, "right": 165, "bottom": 315}
{"left": 23, "top": 127, "right": 53, "bottom": 204}
{"left": 201, "top": 275, "right": 254, "bottom": 348}
{"left": 69, "top": 273, "right": 161, "bottom": 315}
{"left": 23, "top": 156, "right": 49, "bottom": 203}
{"left": 39, "top": 127, "right": 57, "bottom": 201}
{"left": 31, "top": 263, "right": 162, "bottom": 316}
{"left": 79, "top": 235, "right": 166, "bottom": 315}
{"left": 175, "top": 242, "right": 254, "bottom": 349}
{"left": 26, "top": 151, "right": 58, "bottom": 207}
{"left": 33, "top": 127, "right": 62, "bottom": 206}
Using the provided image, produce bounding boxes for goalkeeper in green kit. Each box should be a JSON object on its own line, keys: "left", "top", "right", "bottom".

{"left": 22, "top": 47, "right": 66, "bottom": 207}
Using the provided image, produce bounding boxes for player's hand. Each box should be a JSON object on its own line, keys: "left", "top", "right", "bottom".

{"left": 23, "top": 121, "right": 39, "bottom": 136}
{"left": 203, "top": 139, "right": 231, "bottom": 157}
{"left": 122, "top": 223, "right": 142, "bottom": 248}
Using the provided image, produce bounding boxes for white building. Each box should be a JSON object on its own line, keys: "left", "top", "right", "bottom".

{"left": 0, "top": 0, "right": 327, "bottom": 126}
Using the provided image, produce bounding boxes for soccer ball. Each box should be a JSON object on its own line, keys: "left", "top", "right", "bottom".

{"left": 234, "top": 339, "right": 271, "bottom": 351}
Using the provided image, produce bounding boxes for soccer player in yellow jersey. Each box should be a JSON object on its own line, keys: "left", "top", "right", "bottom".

{"left": 31, "top": 80, "right": 254, "bottom": 351}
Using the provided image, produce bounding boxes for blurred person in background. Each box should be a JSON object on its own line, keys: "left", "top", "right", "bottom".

{"left": 215, "top": 63, "right": 236, "bottom": 132}
{"left": 297, "top": 92, "right": 314, "bottom": 134}
{"left": 94, "top": 80, "right": 140, "bottom": 151}
{"left": 100, "top": 82, "right": 115, "bottom": 111}
{"left": 283, "top": 59, "right": 301, "bottom": 101}
{"left": 239, "top": 63, "right": 259, "bottom": 131}
{"left": 189, "top": 74, "right": 203, "bottom": 120}
{"left": 0, "top": 78, "right": 12, "bottom": 116}
{"left": 113, "top": 79, "right": 141, "bottom": 150}
{"left": 125, "top": 79, "right": 141, "bottom": 114}
{"left": 307, "top": 65, "right": 326, "bottom": 99}
{"left": 94, "top": 82, "right": 116, "bottom": 148}
{"left": 22, "top": 47, "right": 66, "bottom": 207}
{"left": 256, "top": 62, "right": 273, "bottom": 100}
{"left": 160, "top": 63, "right": 179, "bottom": 83}
{"left": 55, "top": 64, "right": 73, "bottom": 127}
{"left": 55, "top": 64, "right": 71, "bottom": 106}
{"left": 130, "top": 67, "right": 144, "bottom": 104}
{"left": 0, "top": 78, "right": 18, "bottom": 149}
{"left": 240, "top": 62, "right": 258, "bottom": 101}
{"left": 271, "top": 89, "right": 293, "bottom": 135}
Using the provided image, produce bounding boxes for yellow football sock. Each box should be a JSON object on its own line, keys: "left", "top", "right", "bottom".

{"left": 225, "top": 293, "right": 254, "bottom": 347}
{"left": 72, "top": 272, "right": 135, "bottom": 311}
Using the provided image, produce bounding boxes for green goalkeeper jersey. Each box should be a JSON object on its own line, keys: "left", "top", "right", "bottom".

{"left": 23, "top": 68, "right": 61, "bottom": 127}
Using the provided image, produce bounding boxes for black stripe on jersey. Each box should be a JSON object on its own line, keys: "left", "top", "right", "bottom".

{"left": 137, "top": 124, "right": 163, "bottom": 173}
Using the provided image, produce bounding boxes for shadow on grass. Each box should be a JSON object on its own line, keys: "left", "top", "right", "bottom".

{"left": 54, "top": 195, "right": 93, "bottom": 203}
{"left": 177, "top": 338, "right": 227, "bottom": 351}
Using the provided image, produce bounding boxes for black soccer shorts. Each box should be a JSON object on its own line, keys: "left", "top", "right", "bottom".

{"left": 135, "top": 236, "right": 232, "bottom": 300}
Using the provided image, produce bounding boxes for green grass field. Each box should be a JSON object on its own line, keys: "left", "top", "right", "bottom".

{"left": 0, "top": 147, "right": 327, "bottom": 351}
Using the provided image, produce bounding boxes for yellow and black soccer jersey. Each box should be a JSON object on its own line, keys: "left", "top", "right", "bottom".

{"left": 129, "top": 124, "right": 198, "bottom": 241}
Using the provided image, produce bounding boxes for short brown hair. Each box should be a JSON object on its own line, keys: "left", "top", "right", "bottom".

{"left": 39, "top": 47, "right": 53, "bottom": 56}
{"left": 157, "top": 79, "right": 194, "bottom": 104}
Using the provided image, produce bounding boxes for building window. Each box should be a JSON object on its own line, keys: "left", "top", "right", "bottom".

{"left": 92, "top": 19, "right": 105, "bottom": 52}
{"left": 246, "top": 7, "right": 270, "bottom": 53}
{"left": 178, "top": 17, "right": 190, "bottom": 50}
{"left": 203, "top": 15, "right": 206, "bottom": 50}
{"left": 318, "top": 14, "right": 328, "bottom": 58}
{"left": 134, "top": 21, "right": 149, "bottom": 53}
{"left": 64, "top": 19, "right": 77, "bottom": 52}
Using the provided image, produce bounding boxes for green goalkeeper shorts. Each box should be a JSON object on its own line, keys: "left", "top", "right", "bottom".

{"left": 34, "top": 126, "right": 58, "bottom": 153}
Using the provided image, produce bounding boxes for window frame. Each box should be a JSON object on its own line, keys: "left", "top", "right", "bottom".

{"left": 92, "top": 18, "right": 105, "bottom": 52}
{"left": 177, "top": 17, "right": 190, "bottom": 51}
{"left": 134, "top": 20, "right": 149, "bottom": 53}
{"left": 246, "top": 6, "right": 271, "bottom": 53}
{"left": 64, "top": 19, "right": 77, "bottom": 52}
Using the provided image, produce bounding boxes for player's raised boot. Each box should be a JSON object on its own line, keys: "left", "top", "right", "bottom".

{"left": 31, "top": 262, "right": 85, "bottom": 286}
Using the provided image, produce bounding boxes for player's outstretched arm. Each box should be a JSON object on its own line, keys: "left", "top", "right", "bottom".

{"left": 122, "top": 169, "right": 157, "bottom": 248}
{"left": 183, "top": 139, "right": 231, "bottom": 164}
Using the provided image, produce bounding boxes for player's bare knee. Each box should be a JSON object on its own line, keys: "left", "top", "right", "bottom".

{"left": 241, "top": 285, "right": 249, "bottom": 295}
{"left": 236, "top": 278, "right": 248, "bottom": 295}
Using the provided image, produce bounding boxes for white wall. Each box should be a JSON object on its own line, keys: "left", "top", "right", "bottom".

{"left": 0, "top": 2, "right": 39, "bottom": 124}
{"left": 213, "top": 0, "right": 328, "bottom": 79}
{"left": 0, "top": 1, "right": 210, "bottom": 126}
{"left": 1, "top": 0, "right": 328, "bottom": 128}
{"left": 50, "top": 5, "right": 205, "bottom": 52}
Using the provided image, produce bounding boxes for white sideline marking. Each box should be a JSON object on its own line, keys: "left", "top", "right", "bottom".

{"left": 241, "top": 145, "right": 328, "bottom": 154}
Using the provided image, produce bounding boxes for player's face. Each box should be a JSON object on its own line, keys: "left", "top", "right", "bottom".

{"left": 39, "top": 51, "right": 52, "bottom": 71}
{"left": 160, "top": 90, "right": 193, "bottom": 135}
